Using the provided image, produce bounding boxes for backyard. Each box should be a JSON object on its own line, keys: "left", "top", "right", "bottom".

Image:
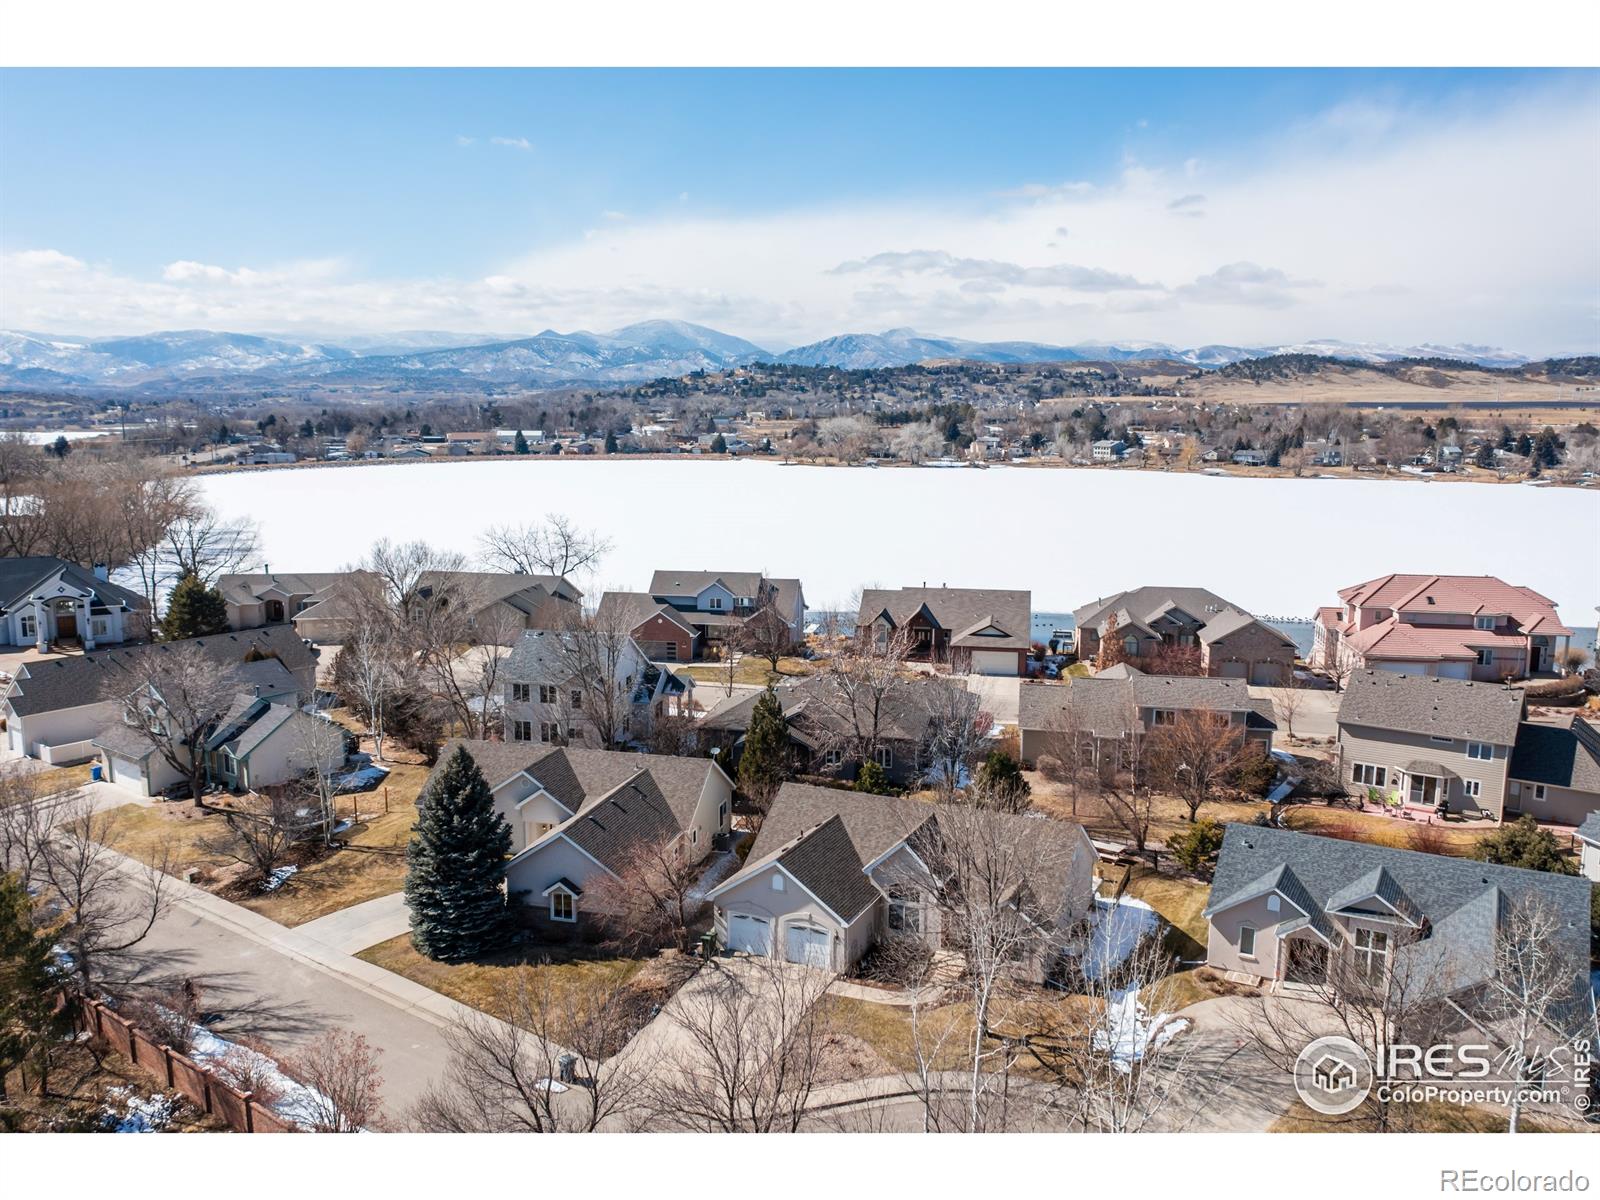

{"left": 1278, "top": 802, "right": 1506, "bottom": 856}
{"left": 679, "top": 653, "right": 815, "bottom": 688}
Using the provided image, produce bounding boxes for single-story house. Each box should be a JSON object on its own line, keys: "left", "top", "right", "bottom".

{"left": 1072, "top": 585, "right": 1296, "bottom": 685}
{"left": 1203, "top": 824, "right": 1592, "bottom": 1001}
{"left": 0, "top": 556, "right": 148, "bottom": 650}
{"left": 856, "top": 585, "right": 1032, "bottom": 676}
{"left": 706, "top": 782, "right": 1097, "bottom": 975}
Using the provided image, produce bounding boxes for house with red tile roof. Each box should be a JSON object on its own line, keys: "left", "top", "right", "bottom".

{"left": 1312, "top": 574, "right": 1572, "bottom": 683}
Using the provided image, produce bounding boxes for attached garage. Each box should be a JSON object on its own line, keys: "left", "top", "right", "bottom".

{"left": 968, "top": 649, "right": 1020, "bottom": 677}
{"left": 726, "top": 913, "right": 772, "bottom": 956}
{"left": 785, "top": 922, "right": 832, "bottom": 968}
{"left": 1249, "top": 661, "right": 1285, "bottom": 686}
{"left": 106, "top": 754, "right": 148, "bottom": 793}
{"left": 1216, "top": 661, "right": 1248, "bottom": 679}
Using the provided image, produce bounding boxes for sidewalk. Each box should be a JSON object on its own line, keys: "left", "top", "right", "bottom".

{"left": 295, "top": 891, "right": 411, "bottom": 954}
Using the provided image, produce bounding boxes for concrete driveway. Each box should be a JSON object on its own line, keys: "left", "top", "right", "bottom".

{"left": 296, "top": 891, "right": 411, "bottom": 955}
{"left": 1250, "top": 685, "right": 1341, "bottom": 743}
{"left": 966, "top": 674, "right": 1021, "bottom": 725}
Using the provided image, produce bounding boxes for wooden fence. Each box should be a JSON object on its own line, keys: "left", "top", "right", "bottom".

{"left": 76, "top": 995, "right": 296, "bottom": 1133}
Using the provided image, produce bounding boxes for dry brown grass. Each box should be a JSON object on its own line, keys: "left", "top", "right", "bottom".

{"left": 1280, "top": 804, "right": 1498, "bottom": 856}
{"left": 355, "top": 934, "right": 678, "bottom": 1031}
{"left": 1115, "top": 867, "right": 1211, "bottom": 959}
{"left": 1269, "top": 1097, "right": 1568, "bottom": 1133}
{"left": 681, "top": 654, "right": 815, "bottom": 688}
{"left": 1028, "top": 772, "right": 1270, "bottom": 851}
{"left": 1, "top": 1037, "right": 225, "bottom": 1133}
{"left": 817, "top": 994, "right": 975, "bottom": 1077}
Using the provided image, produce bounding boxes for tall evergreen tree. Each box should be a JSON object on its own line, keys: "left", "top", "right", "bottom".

{"left": 159, "top": 572, "right": 229, "bottom": 641}
{"left": 604, "top": 430, "right": 619, "bottom": 454}
{"left": 736, "top": 686, "right": 788, "bottom": 807}
{"left": 513, "top": 429, "right": 530, "bottom": 454}
{"left": 0, "top": 871, "right": 67, "bottom": 1101}
{"left": 405, "top": 745, "right": 512, "bottom": 961}
{"left": 710, "top": 433, "right": 727, "bottom": 454}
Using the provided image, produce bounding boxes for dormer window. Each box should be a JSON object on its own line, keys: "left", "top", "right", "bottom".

{"left": 1474, "top": 615, "right": 1495, "bottom": 630}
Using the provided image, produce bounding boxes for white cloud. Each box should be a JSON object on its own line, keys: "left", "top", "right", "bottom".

{"left": 3, "top": 83, "right": 1595, "bottom": 353}
{"left": 489, "top": 135, "right": 533, "bottom": 151}
{"left": 455, "top": 134, "right": 475, "bottom": 147}
{"left": 601, "top": 210, "right": 629, "bottom": 222}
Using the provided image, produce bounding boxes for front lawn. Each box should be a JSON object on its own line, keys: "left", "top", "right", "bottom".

{"left": 1114, "top": 867, "right": 1211, "bottom": 959}
{"left": 356, "top": 934, "right": 686, "bottom": 1041}
{"left": 680, "top": 655, "right": 815, "bottom": 687}
{"left": 816, "top": 995, "right": 974, "bottom": 1078}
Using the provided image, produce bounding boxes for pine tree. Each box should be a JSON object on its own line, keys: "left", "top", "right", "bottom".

{"left": 604, "top": 430, "right": 619, "bottom": 454}
{"left": 513, "top": 429, "right": 529, "bottom": 455}
{"left": 855, "top": 758, "right": 891, "bottom": 795}
{"left": 405, "top": 745, "right": 512, "bottom": 961}
{"left": 710, "top": 433, "right": 727, "bottom": 454}
{"left": 0, "top": 871, "right": 67, "bottom": 1101}
{"left": 1471, "top": 814, "right": 1575, "bottom": 876}
{"left": 160, "top": 572, "right": 229, "bottom": 641}
{"left": 737, "top": 687, "right": 788, "bottom": 807}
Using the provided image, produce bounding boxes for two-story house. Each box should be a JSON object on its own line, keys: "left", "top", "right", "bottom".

{"left": 595, "top": 569, "right": 806, "bottom": 662}
{"left": 429, "top": 740, "right": 734, "bottom": 936}
{"left": 1337, "top": 670, "right": 1600, "bottom": 825}
{"left": 501, "top": 628, "right": 692, "bottom": 749}
{"left": 856, "top": 586, "right": 1032, "bottom": 676}
{"left": 0, "top": 557, "right": 148, "bottom": 651}
{"left": 1204, "top": 824, "right": 1591, "bottom": 1000}
{"left": 707, "top": 781, "right": 1097, "bottom": 975}
{"left": 1072, "top": 585, "right": 1297, "bottom": 684}
{"left": 1017, "top": 667, "right": 1277, "bottom": 767}
{"left": 1313, "top": 574, "right": 1572, "bottom": 681}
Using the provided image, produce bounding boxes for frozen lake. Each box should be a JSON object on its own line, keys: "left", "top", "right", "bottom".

{"left": 199, "top": 459, "right": 1600, "bottom": 619}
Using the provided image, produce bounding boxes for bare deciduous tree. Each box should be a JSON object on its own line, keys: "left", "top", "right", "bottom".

{"left": 1145, "top": 709, "right": 1252, "bottom": 824}
{"left": 581, "top": 835, "right": 706, "bottom": 953}
{"left": 544, "top": 609, "right": 646, "bottom": 748}
{"left": 808, "top": 623, "right": 913, "bottom": 766}
{"left": 111, "top": 642, "right": 241, "bottom": 802}
{"left": 734, "top": 599, "right": 796, "bottom": 673}
{"left": 476, "top": 514, "right": 611, "bottom": 580}
{"left": 412, "top": 968, "right": 660, "bottom": 1133}
{"left": 284, "top": 1028, "right": 385, "bottom": 1132}
{"left": 919, "top": 679, "right": 992, "bottom": 803}
{"left": 200, "top": 790, "right": 303, "bottom": 886}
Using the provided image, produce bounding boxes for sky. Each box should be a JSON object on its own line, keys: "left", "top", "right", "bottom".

{"left": 2, "top": 68, "right": 1597, "bottom": 353}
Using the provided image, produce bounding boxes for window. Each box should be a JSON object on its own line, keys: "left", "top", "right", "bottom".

{"left": 1353, "top": 927, "right": 1389, "bottom": 984}
{"left": 1475, "top": 649, "right": 1494, "bottom": 667}
{"left": 660, "top": 642, "right": 678, "bottom": 661}
{"left": 1351, "top": 763, "right": 1387, "bottom": 788}
{"left": 1474, "top": 615, "right": 1495, "bottom": 630}
{"left": 1153, "top": 709, "right": 1176, "bottom": 727}
{"left": 873, "top": 746, "right": 893, "bottom": 769}
{"left": 511, "top": 683, "right": 531, "bottom": 703}
{"left": 511, "top": 720, "right": 532, "bottom": 742}
{"left": 770, "top": 874, "right": 786, "bottom": 893}
{"left": 1529, "top": 783, "right": 1547, "bottom": 803}
{"left": 566, "top": 726, "right": 578, "bottom": 742}
{"left": 540, "top": 722, "right": 560, "bottom": 744}
{"left": 823, "top": 748, "right": 844, "bottom": 768}
{"left": 1266, "top": 894, "right": 1281, "bottom": 914}
{"left": 570, "top": 689, "right": 582, "bottom": 708}
{"left": 888, "top": 892, "right": 922, "bottom": 933}
{"left": 1238, "top": 925, "right": 1256, "bottom": 958}
{"left": 539, "top": 684, "right": 558, "bottom": 704}
{"left": 91, "top": 618, "right": 109, "bottom": 637}
{"left": 1123, "top": 636, "right": 1140, "bottom": 656}
{"left": 19, "top": 614, "right": 35, "bottom": 639}
{"left": 550, "top": 891, "right": 575, "bottom": 922}
{"left": 718, "top": 801, "right": 728, "bottom": 827}
{"left": 1466, "top": 742, "right": 1492, "bottom": 761}
{"left": 1462, "top": 779, "right": 1481, "bottom": 799}
{"left": 707, "top": 597, "right": 723, "bottom": 610}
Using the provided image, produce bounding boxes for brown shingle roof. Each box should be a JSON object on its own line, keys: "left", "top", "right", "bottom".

{"left": 857, "top": 586, "right": 1031, "bottom": 651}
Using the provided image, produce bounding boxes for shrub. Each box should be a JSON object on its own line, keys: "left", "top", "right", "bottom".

{"left": 1170, "top": 819, "right": 1226, "bottom": 876}
{"left": 855, "top": 759, "right": 892, "bottom": 795}
{"left": 1229, "top": 747, "right": 1276, "bottom": 797}
{"left": 1471, "top": 814, "right": 1576, "bottom": 875}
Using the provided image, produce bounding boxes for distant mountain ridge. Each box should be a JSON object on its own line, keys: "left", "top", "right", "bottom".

{"left": 0, "top": 322, "right": 1545, "bottom": 391}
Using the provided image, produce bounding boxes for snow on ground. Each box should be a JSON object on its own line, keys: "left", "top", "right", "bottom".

{"left": 100, "top": 1085, "right": 176, "bottom": 1132}
{"left": 1094, "top": 989, "right": 1190, "bottom": 1073}
{"left": 198, "top": 460, "right": 1598, "bottom": 618}
{"left": 185, "top": 1022, "right": 329, "bottom": 1129}
{"left": 1081, "top": 895, "right": 1160, "bottom": 982}
{"left": 263, "top": 864, "right": 298, "bottom": 891}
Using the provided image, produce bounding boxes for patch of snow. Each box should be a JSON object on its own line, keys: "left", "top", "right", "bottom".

{"left": 1094, "top": 988, "right": 1190, "bottom": 1073}
{"left": 534, "top": 1078, "right": 570, "bottom": 1093}
{"left": 183, "top": 1021, "right": 329, "bottom": 1129}
{"left": 263, "top": 865, "right": 298, "bottom": 892}
{"left": 1079, "top": 895, "right": 1160, "bottom": 982}
{"left": 101, "top": 1085, "right": 176, "bottom": 1132}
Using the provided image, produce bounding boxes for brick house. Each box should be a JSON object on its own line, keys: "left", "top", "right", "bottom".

{"left": 856, "top": 586, "right": 1032, "bottom": 676}
{"left": 595, "top": 569, "right": 805, "bottom": 662}
{"left": 1072, "top": 586, "right": 1297, "bottom": 685}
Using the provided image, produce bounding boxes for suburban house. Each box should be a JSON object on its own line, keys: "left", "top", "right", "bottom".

{"left": 1335, "top": 670, "right": 1600, "bottom": 825}
{"left": 219, "top": 568, "right": 582, "bottom": 644}
{"left": 501, "top": 628, "right": 693, "bottom": 748}
{"left": 1072, "top": 585, "right": 1297, "bottom": 685}
{"left": 1577, "top": 812, "right": 1600, "bottom": 882}
{"left": 432, "top": 740, "right": 733, "bottom": 934}
{"left": 856, "top": 586, "right": 1032, "bottom": 676}
{"left": 594, "top": 569, "right": 805, "bottom": 662}
{"left": 706, "top": 782, "right": 1098, "bottom": 974}
{"left": 695, "top": 676, "right": 935, "bottom": 789}
{"left": 0, "top": 557, "right": 148, "bottom": 651}
{"left": 95, "top": 659, "right": 343, "bottom": 798}
{"left": 1312, "top": 574, "right": 1573, "bottom": 681}
{"left": 1017, "top": 668, "right": 1277, "bottom": 766}
{"left": 2, "top": 624, "right": 317, "bottom": 767}
{"left": 1203, "top": 824, "right": 1592, "bottom": 1000}
{"left": 1091, "top": 439, "right": 1126, "bottom": 462}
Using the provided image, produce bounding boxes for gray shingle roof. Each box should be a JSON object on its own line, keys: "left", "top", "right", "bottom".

{"left": 767, "top": 814, "right": 881, "bottom": 922}
{"left": 1071, "top": 586, "right": 1236, "bottom": 632}
{"left": 1575, "top": 810, "right": 1600, "bottom": 847}
{"left": 3, "top": 624, "right": 314, "bottom": 718}
{"left": 0, "top": 557, "right": 146, "bottom": 616}
{"left": 595, "top": 591, "right": 692, "bottom": 636}
{"left": 561, "top": 771, "right": 682, "bottom": 868}
{"left": 1509, "top": 719, "right": 1600, "bottom": 793}
{"left": 649, "top": 569, "right": 769, "bottom": 599}
{"left": 1196, "top": 608, "right": 1295, "bottom": 649}
{"left": 1019, "top": 673, "right": 1276, "bottom": 739}
{"left": 1204, "top": 824, "right": 1591, "bottom": 989}
{"left": 1337, "top": 671, "right": 1525, "bottom": 745}
{"left": 857, "top": 587, "right": 1031, "bottom": 652}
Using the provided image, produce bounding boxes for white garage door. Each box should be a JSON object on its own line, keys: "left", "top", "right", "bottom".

{"left": 110, "top": 755, "right": 146, "bottom": 793}
{"left": 969, "top": 650, "right": 1017, "bottom": 677}
{"left": 727, "top": 913, "right": 771, "bottom": 956}
{"left": 785, "top": 923, "right": 832, "bottom": 968}
{"left": 1217, "top": 661, "right": 1248, "bottom": 679}
{"left": 1249, "top": 662, "right": 1282, "bottom": 686}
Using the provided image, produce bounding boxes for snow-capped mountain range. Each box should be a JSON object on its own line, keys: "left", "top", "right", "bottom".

{"left": 0, "top": 322, "right": 1540, "bottom": 391}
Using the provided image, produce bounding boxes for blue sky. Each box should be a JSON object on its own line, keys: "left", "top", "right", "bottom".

{"left": 2, "top": 69, "right": 1596, "bottom": 350}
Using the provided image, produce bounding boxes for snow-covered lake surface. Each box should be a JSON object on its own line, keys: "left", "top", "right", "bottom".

{"left": 198, "top": 460, "right": 1600, "bottom": 617}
